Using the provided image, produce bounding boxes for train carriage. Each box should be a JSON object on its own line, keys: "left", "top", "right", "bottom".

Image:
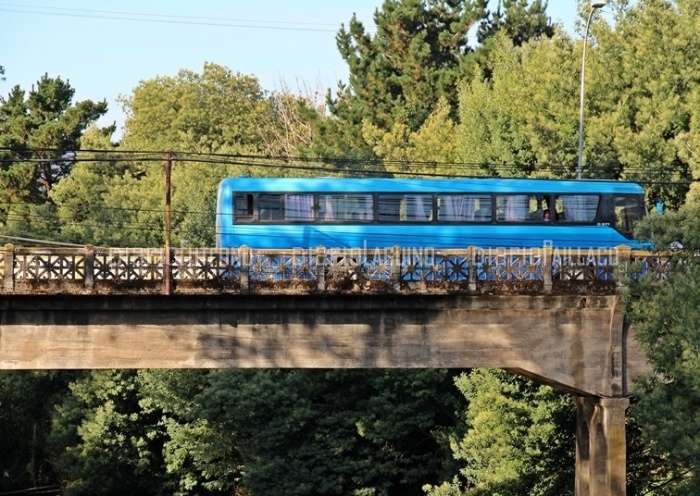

{"left": 216, "top": 177, "right": 649, "bottom": 250}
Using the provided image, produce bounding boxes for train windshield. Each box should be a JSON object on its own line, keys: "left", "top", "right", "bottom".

{"left": 614, "top": 195, "right": 646, "bottom": 238}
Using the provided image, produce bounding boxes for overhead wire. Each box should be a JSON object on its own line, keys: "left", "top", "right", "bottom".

{"left": 0, "top": 145, "right": 694, "bottom": 182}
{"left": 0, "top": 3, "right": 341, "bottom": 32}
{"left": 0, "top": 233, "right": 92, "bottom": 247}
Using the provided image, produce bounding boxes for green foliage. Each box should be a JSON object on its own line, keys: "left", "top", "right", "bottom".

{"left": 0, "top": 76, "right": 109, "bottom": 193}
{"left": 120, "top": 63, "right": 270, "bottom": 155}
{"left": 362, "top": 97, "right": 460, "bottom": 173}
{"left": 457, "top": 0, "right": 697, "bottom": 203}
{"left": 676, "top": 85, "right": 700, "bottom": 205}
{"left": 138, "top": 370, "right": 240, "bottom": 495}
{"left": 594, "top": 0, "right": 699, "bottom": 206}
{"left": 45, "top": 369, "right": 462, "bottom": 496}
{"left": 50, "top": 157, "right": 165, "bottom": 246}
{"left": 199, "top": 369, "right": 461, "bottom": 496}
{"left": 425, "top": 369, "right": 575, "bottom": 496}
{"left": 622, "top": 204, "right": 700, "bottom": 493}
{"left": 458, "top": 33, "right": 580, "bottom": 177}
{"left": 0, "top": 75, "right": 109, "bottom": 237}
{"left": 113, "top": 63, "right": 274, "bottom": 246}
{"left": 49, "top": 370, "right": 167, "bottom": 496}
{"left": 319, "top": 0, "right": 554, "bottom": 160}
{"left": 50, "top": 63, "right": 281, "bottom": 247}
{"left": 478, "top": 0, "right": 553, "bottom": 47}
{"left": 333, "top": 0, "right": 484, "bottom": 132}
{"left": 468, "top": 0, "right": 554, "bottom": 84}
{"left": 0, "top": 371, "right": 75, "bottom": 494}
{"left": 320, "top": 0, "right": 485, "bottom": 158}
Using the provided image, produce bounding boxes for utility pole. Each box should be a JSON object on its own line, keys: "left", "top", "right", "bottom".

{"left": 164, "top": 152, "right": 172, "bottom": 295}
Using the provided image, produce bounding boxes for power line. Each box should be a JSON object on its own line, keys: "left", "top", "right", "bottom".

{"left": 0, "top": 4, "right": 340, "bottom": 33}
{"left": 0, "top": 234, "right": 90, "bottom": 247}
{"left": 0, "top": 146, "right": 695, "bottom": 183}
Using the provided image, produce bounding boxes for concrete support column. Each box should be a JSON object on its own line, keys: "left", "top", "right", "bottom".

{"left": 575, "top": 396, "right": 630, "bottom": 496}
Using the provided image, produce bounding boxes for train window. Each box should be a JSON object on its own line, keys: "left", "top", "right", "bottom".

{"left": 554, "top": 195, "right": 599, "bottom": 222}
{"left": 437, "top": 194, "right": 491, "bottom": 222}
{"left": 496, "top": 194, "right": 547, "bottom": 222}
{"left": 234, "top": 194, "right": 254, "bottom": 221}
{"left": 285, "top": 194, "right": 314, "bottom": 221}
{"left": 614, "top": 195, "right": 644, "bottom": 237}
{"left": 378, "top": 194, "right": 433, "bottom": 222}
{"left": 318, "top": 194, "right": 373, "bottom": 221}
{"left": 258, "top": 194, "right": 284, "bottom": 221}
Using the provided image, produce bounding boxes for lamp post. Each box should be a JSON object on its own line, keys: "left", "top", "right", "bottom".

{"left": 576, "top": 1, "right": 606, "bottom": 180}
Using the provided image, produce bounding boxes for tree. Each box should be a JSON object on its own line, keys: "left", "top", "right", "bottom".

{"left": 676, "top": 87, "right": 700, "bottom": 204}
{"left": 458, "top": 33, "right": 581, "bottom": 177}
{"left": 118, "top": 63, "right": 276, "bottom": 246}
{"left": 119, "top": 63, "right": 271, "bottom": 155}
{"left": 46, "top": 368, "right": 462, "bottom": 496}
{"left": 334, "top": 0, "right": 485, "bottom": 132}
{"left": 51, "top": 63, "right": 278, "bottom": 247}
{"left": 137, "top": 370, "right": 239, "bottom": 495}
{"left": 469, "top": 0, "right": 553, "bottom": 83}
{"left": 0, "top": 371, "right": 75, "bottom": 494}
{"left": 424, "top": 369, "right": 575, "bottom": 496}
{"left": 262, "top": 80, "right": 326, "bottom": 157}
{"left": 199, "top": 369, "right": 461, "bottom": 496}
{"left": 455, "top": 0, "right": 700, "bottom": 200}
{"left": 312, "top": 0, "right": 488, "bottom": 159}
{"left": 478, "top": 0, "right": 553, "bottom": 47}
{"left": 622, "top": 205, "right": 700, "bottom": 494}
{"left": 0, "top": 75, "right": 109, "bottom": 199}
{"left": 362, "top": 97, "right": 461, "bottom": 174}
{"left": 590, "top": 0, "right": 700, "bottom": 206}
{"left": 317, "top": 0, "right": 554, "bottom": 161}
{"left": 49, "top": 370, "right": 168, "bottom": 496}
{"left": 0, "top": 75, "right": 109, "bottom": 238}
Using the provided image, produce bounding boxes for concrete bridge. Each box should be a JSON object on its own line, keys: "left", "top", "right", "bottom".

{"left": 0, "top": 244, "right": 665, "bottom": 495}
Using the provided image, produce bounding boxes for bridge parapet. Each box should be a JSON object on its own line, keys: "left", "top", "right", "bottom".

{"left": 1, "top": 243, "right": 668, "bottom": 295}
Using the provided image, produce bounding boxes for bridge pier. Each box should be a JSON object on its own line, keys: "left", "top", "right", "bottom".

{"left": 575, "top": 396, "right": 630, "bottom": 496}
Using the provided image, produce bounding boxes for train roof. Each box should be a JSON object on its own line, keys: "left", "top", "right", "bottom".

{"left": 219, "top": 177, "right": 645, "bottom": 195}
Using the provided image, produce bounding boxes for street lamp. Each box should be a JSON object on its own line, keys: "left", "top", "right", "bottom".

{"left": 576, "top": 1, "right": 606, "bottom": 180}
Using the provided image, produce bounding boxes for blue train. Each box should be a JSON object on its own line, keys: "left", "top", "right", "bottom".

{"left": 216, "top": 177, "right": 649, "bottom": 249}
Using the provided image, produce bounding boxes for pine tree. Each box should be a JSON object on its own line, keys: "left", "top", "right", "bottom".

{"left": 316, "top": 0, "right": 554, "bottom": 160}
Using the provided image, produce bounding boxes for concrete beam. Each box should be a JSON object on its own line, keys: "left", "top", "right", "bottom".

{"left": 0, "top": 294, "right": 647, "bottom": 396}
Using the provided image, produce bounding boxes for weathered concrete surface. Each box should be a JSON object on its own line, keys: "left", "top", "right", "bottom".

{"left": 576, "top": 397, "right": 630, "bottom": 496}
{"left": 0, "top": 294, "right": 648, "bottom": 396}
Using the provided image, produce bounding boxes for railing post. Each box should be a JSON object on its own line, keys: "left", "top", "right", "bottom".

{"left": 4, "top": 244, "right": 14, "bottom": 292}
{"left": 239, "top": 245, "right": 250, "bottom": 293}
{"left": 468, "top": 246, "right": 477, "bottom": 292}
{"left": 543, "top": 247, "right": 553, "bottom": 293}
{"left": 316, "top": 246, "right": 326, "bottom": 291}
{"left": 615, "top": 245, "right": 632, "bottom": 291}
{"left": 84, "top": 245, "right": 95, "bottom": 292}
{"left": 163, "top": 247, "right": 173, "bottom": 295}
{"left": 391, "top": 245, "right": 401, "bottom": 291}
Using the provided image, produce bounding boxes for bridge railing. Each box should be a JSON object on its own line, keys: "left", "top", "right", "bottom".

{"left": 0, "top": 244, "right": 668, "bottom": 295}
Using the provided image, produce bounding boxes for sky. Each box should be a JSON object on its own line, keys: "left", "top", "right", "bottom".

{"left": 0, "top": 1, "right": 593, "bottom": 138}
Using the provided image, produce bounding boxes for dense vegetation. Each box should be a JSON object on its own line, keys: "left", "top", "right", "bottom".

{"left": 1, "top": 0, "right": 700, "bottom": 494}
